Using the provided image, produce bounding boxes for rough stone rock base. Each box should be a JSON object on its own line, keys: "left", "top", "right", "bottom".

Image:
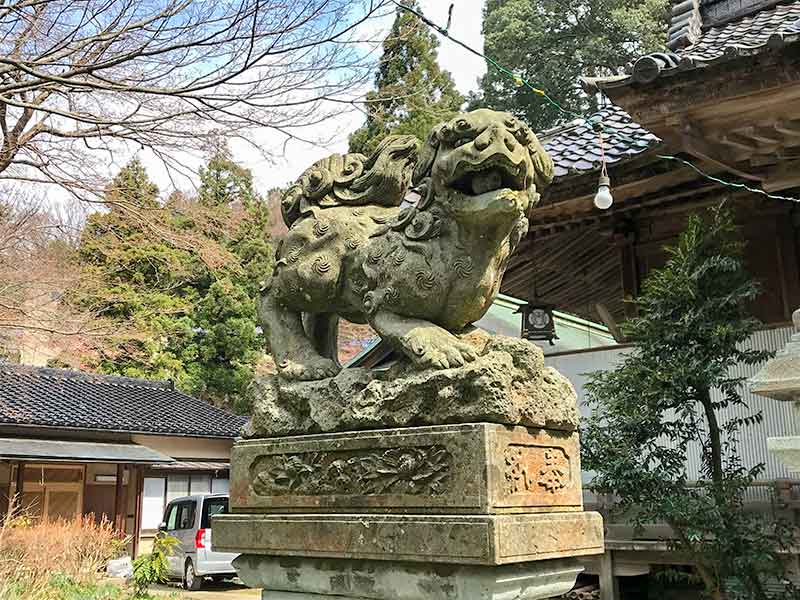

{"left": 234, "top": 555, "right": 584, "bottom": 600}
{"left": 244, "top": 332, "right": 578, "bottom": 437}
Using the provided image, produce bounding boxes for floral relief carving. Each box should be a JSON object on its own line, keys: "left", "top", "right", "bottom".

{"left": 251, "top": 446, "right": 452, "bottom": 497}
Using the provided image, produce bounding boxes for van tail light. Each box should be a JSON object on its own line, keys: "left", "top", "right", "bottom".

{"left": 195, "top": 528, "right": 206, "bottom": 549}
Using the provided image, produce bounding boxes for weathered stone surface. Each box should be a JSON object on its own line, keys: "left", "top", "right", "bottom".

{"left": 245, "top": 333, "right": 578, "bottom": 438}
{"left": 230, "top": 423, "right": 582, "bottom": 514}
{"left": 260, "top": 109, "right": 555, "bottom": 382}
{"left": 212, "top": 512, "right": 604, "bottom": 565}
{"left": 767, "top": 436, "right": 800, "bottom": 472}
{"left": 234, "top": 555, "right": 584, "bottom": 600}
{"left": 750, "top": 310, "right": 800, "bottom": 402}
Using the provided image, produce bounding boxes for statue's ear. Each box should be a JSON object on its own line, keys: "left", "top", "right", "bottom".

{"left": 412, "top": 125, "right": 442, "bottom": 186}
{"left": 528, "top": 136, "right": 555, "bottom": 192}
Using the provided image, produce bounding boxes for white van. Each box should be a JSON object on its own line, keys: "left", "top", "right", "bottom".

{"left": 159, "top": 494, "right": 238, "bottom": 590}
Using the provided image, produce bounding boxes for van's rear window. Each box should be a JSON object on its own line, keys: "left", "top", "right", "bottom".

{"left": 202, "top": 497, "right": 228, "bottom": 529}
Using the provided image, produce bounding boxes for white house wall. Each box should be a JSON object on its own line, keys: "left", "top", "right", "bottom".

{"left": 546, "top": 325, "right": 799, "bottom": 482}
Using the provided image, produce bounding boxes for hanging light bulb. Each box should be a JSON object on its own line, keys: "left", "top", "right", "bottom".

{"left": 594, "top": 173, "right": 613, "bottom": 210}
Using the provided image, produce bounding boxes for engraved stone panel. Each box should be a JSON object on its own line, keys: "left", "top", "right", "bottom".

{"left": 251, "top": 446, "right": 452, "bottom": 497}
{"left": 229, "top": 423, "right": 582, "bottom": 514}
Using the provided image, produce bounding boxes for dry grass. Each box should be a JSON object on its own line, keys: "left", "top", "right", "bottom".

{"left": 0, "top": 500, "right": 128, "bottom": 600}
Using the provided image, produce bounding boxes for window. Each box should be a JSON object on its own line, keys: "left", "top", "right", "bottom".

{"left": 201, "top": 497, "right": 228, "bottom": 529}
{"left": 166, "top": 475, "right": 189, "bottom": 502}
{"left": 142, "top": 478, "right": 166, "bottom": 530}
{"left": 164, "top": 503, "right": 179, "bottom": 530}
{"left": 211, "top": 478, "right": 229, "bottom": 494}
{"left": 190, "top": 474, "right": 211, "bottom": 495}
{"left": 176, "top": 501, "right": 196, "bottom": 530}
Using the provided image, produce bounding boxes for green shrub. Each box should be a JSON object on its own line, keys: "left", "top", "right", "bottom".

{"left": 131, "top": 534, "right": 179, "bottom": 598}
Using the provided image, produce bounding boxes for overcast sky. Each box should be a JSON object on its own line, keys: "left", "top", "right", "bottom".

{"left": 213, "top": 0, "right": 487, "bottom": 192}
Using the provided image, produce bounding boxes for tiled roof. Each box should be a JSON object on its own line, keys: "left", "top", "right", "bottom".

{"left": 540, "top": 105, "right": 661, "bottom": 179}
{"left": 589, "top": 0, "right": 800, "bottom": 88}
{"left": 0, "top": 364, "right": 247, "bottom": 438}
{"left": 668, "top": 0, "right": 703, "bottom": 50}
{"left": 685, "top": 0, "right": 800, "bottom": 60}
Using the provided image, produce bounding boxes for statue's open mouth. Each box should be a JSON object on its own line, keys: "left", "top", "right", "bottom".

{"left": 450, "top": 159, "right": 527, "bottom": 197}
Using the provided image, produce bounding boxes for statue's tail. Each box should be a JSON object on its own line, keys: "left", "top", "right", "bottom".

{"left": 302, "top": 312, "right": 340, "bottom": 367}
{"left": 280, "top": 135, "right": 420, "bottom": 229}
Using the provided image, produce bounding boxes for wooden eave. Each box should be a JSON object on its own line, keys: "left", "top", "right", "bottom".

{"left": 595, "top": 43, "right": 800, "bottom": 191}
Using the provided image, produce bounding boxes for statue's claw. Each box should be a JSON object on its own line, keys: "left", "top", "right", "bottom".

{"left": 278, "top": 356, "right": 340, "bottom": 381}
{"left": 400, "top": 328, "right": 478, "bottom": 371}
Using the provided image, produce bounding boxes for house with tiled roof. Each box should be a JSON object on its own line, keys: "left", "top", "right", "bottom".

{"left": 498, "top": 1, "right": 800, "bottom": 598}
{"left": 0, "top": 363, "right": 247, "bottom": 556}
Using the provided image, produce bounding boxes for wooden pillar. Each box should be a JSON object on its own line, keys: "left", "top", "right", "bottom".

{"left": 615, "top": 230, "right": 639, "bottom": 319}
{"left": 13, "top": 461, "right": 24, "bottom": 509}
{"left": 113, "top": 464, "right": 125, "bottom": 532}
{"left": 600, "top": 550, "right": 620, "bottom": 600}
{"left": 132, "top": 465, "right": 144, "bottom": 558}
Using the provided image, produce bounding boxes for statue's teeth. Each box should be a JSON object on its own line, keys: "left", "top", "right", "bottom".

{"left": 472, "top": 169, "right": 502, "bottom": 195}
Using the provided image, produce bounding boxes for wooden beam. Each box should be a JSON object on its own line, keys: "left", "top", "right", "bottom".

{"left": 774, "top": 119, "right": 800, "bottom": 140}
{"left": 762, "top": 159, "right": 800, "bottom": 192}
{"left": 678, "top": 131, "right": 763, "bottom": 181}
{"left": 737, "top": 126, "right": 783, "bottom": 147}
{"left": 530, "top": 166, "right": 702, "bottom": 226}
{"left": 596, "top": 303, "right": 626, "bottom": 343}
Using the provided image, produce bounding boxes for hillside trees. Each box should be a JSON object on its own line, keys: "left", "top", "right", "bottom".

{"left": 478, "top": 0, "right": 669, "bottom": 130}
{"left": 68, "top": 153, "right": 271, "bottom": 410}
{"left": 0, "top": 0, "right": 389, "bottom": 199}
{"left": 582, "top": 207, "right": 799, "bottom": 599}
{"left": 349, "top": 0, "right": 464, "bottom": 156}
{"left": 0, "top": 194, "right": 98, "bottom": 361}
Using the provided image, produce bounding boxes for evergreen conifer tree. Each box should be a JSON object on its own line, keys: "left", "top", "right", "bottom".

{"left": 69, "top": 154, "right": 272, "bottom": 410}
{"left": 583, "top": 207, "right": 799, "bottom": 599}
{"left": 349, "top": 1, "right": 464, "bottom": 155}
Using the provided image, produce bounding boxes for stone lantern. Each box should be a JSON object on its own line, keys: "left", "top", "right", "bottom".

{"left": 750, "top": 309, "right": 800, "bottom": 470}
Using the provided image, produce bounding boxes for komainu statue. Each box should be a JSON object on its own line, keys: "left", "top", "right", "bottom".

{"left": 262, "top": 109, "right": 554, "bottom": 381}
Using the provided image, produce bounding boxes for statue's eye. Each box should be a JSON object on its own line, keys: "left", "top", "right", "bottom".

{"left": 456, "top": 119, "right": 469, "bottom": 130}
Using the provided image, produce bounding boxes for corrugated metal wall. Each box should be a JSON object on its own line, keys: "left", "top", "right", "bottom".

{"left": 547, "top": 326, "right": 799, "bottom": 481}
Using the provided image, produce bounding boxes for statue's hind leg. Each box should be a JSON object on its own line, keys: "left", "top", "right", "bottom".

{"left": 259, "top": 290, "right": 340, "bottom": 381}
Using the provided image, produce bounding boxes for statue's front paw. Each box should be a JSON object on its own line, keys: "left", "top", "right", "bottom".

{"left": 404, "top": 332, "right": 478, "bottom": 370}
{"left": 278, "top": 356, "right": 340, "bottom": 381}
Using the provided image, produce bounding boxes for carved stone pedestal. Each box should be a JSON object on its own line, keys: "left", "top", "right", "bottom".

{"left": 214, "top": 423, "right": 604, "bottom": 600}
{"left": 232, "top": 555, "right": 585, "bottom": 600}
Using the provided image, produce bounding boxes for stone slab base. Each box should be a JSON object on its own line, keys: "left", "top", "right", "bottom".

{"left": 213, "top": 511, "right": 603, "bottom": 565}
{"left": 229, "top": 423, "right": 582, "bottom": 514}
{"left": 234, "top": 555, "right": 584, "bottom": 600}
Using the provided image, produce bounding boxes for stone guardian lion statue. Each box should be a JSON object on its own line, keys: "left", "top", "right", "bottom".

{"left": 261, "top": 109, "right": 554, "bottom": 381}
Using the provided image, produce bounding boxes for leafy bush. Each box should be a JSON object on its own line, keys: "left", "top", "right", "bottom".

{"left": 131, "top": 534, "right": 179, "bottom": 598}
